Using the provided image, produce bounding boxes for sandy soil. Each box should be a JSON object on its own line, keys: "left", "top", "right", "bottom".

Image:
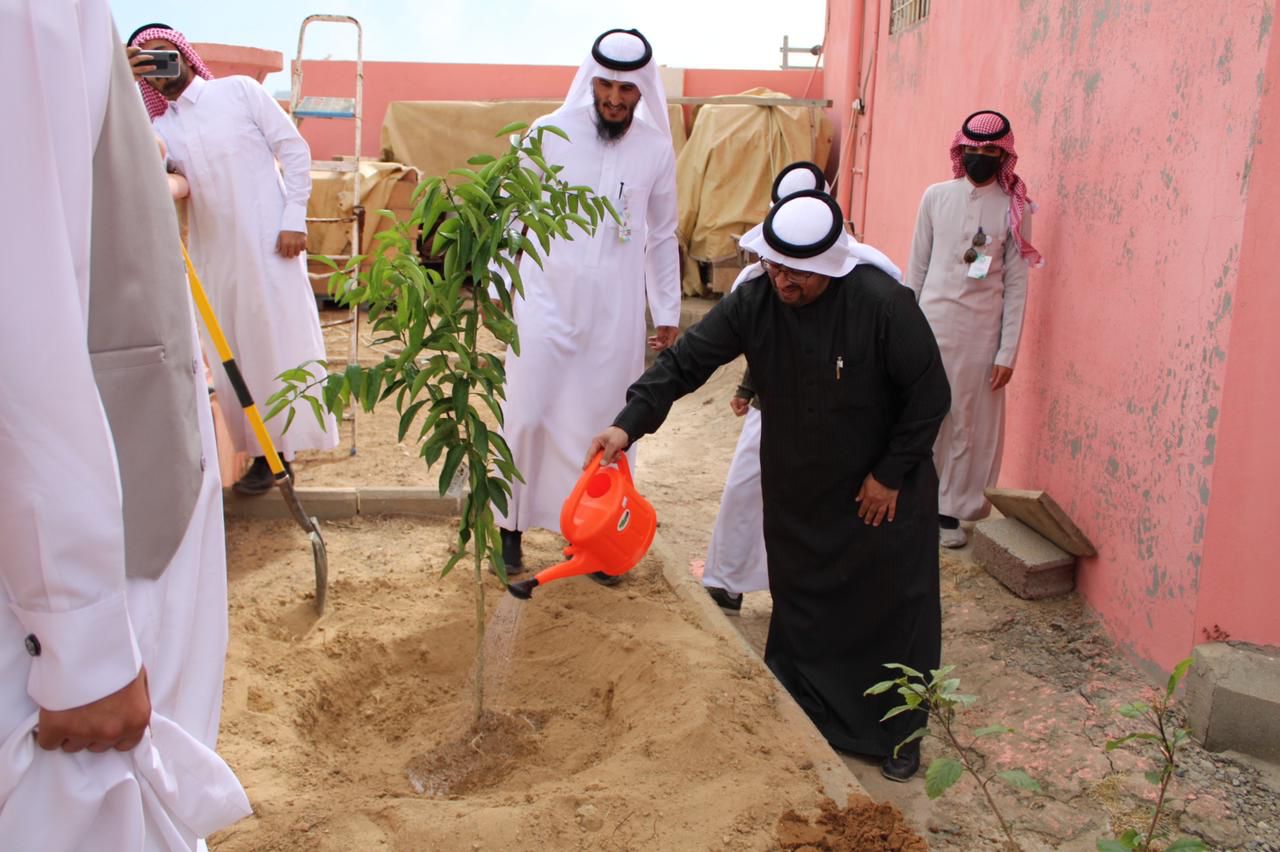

{"left": 210, "top": 306, "right": 922, "bottom": 850}
{"left": 216, "top": 302, "right": 1279, "bottom": 851}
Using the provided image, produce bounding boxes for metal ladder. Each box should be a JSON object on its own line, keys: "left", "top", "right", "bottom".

{"left": 290, "top": 13, "right": 363, "bottom": 456}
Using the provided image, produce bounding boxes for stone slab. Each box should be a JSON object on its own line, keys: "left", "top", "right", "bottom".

{"left": 223, "top": 486, "right": 359, "bottom": 520}
{"left": 358, "top": 487, "right": 460, "bottom": 517}
{"left": 1186, "top": 642, "right": 1280, "bottom": 763}
{"left": 972, "top": 517, "right": 1077, "bottom": 600}
{"left": 984, "top": 487, "right": 1097, "bottom": 557}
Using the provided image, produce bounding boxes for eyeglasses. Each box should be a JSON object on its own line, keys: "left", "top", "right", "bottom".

{"left": 762, "top": 259, "right": 820, "bottom": 282}
{"left": 963, "top": 227, "right": 989, "bottom": 264}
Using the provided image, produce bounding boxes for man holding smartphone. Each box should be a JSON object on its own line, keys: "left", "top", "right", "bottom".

{"left": 126, "top": 24, "right": 339, "bottom": 494}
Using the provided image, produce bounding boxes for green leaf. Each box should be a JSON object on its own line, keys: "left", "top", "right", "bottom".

{"left": 540, "top": 123, "right": 571, "bottom": 142}
{"left": 440, "top": 547, "right": 467, "bottom": 578}
{"left": 924, "top": 757, "right": 964, "bottom": 800}
{"left": 883, "top": 663, "right": 925, "bottom": 679}
{"left": 893, "top": 726, "right": 929, "bottom": 756}
{"left": 1096, "top": 840, "right": 1134, "bottom": 852}
{"left": 972, "top": 724, "right": 1014, "bottom": 738}
{"left": 304, "top": 394, "right": 325, "bottom": 428}
{"left": 439, "top": 443, "right": 465, "bottom": 497}
{"left": 398, "top": 399, "right": 428, "bottom": 442}
{"left": 880, "top": 704, "right": 921, "bottom": 722}
{"left": 489, "top": 478, "right": 509, "bottom": 516}
{"left": 865, "top": 679, "right": 899, "bottom": 696}
{"left": 1144, "top": 769, "right": 1164, "bottom": 785}
{"left": 1118, "top": 702, "right": 1149, "bottom": 719}
{"left": 495, "top": 120, "right": 528, "bottom": 137}
{"left": 1167, "top": 657, "right": 1193, "bottom": 698}
{"left": 1164, "top": 839, "right": 1207, "bottom": 852}
{"left": 263, "top": 395, "right": 292, "bottom": 422}
{"left": 1106, "top": 732, "right": 1162, "bottom": 751}
{"left": 995, "top": 769, "right": 1041, "bottom": 792}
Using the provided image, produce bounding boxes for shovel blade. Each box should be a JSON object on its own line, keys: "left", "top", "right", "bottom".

{"left": 310, "top": 525, "right": 328, "bottom": 614}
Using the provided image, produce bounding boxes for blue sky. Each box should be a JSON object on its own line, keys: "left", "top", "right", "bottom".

{"left": 109, "top": 0, "right": 827, "bottom": 96}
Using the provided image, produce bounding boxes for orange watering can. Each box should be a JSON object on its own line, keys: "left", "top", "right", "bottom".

{"left": 507, "top": 450, "right": 656, "bottom": 599}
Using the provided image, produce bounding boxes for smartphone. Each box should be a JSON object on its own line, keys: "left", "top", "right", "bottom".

{"left": 140, "top": 50, "right": 181, "bottom": 79}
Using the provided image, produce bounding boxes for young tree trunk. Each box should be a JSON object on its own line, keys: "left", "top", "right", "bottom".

{"left": 472, "top": 544, "right": 486, "bottom": 722}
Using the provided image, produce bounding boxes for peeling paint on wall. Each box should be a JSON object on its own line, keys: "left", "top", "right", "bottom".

{"left": 1218, "top": 38, "right": 1236, "bottom": 84}
{"left": 843, "top": 0, "right": 1271, "bottom": 668}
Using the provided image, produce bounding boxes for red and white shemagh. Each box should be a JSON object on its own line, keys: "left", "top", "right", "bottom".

{"left": 949, "top": 111, "right": 1044, "bottom": 268}
{"left": 129, "top": 27, "right": 214, "bottom": 120}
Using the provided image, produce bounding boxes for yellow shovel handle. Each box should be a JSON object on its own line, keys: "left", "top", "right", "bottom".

{"left": 181, "top": 243, "right": 286, "bottom": 477}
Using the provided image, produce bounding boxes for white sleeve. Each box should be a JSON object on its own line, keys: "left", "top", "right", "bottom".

{"left": 643, "top": 144, "right": 681, "bottom": 328}
{"left": 906, "top": 187, "right": 934, "bottom": 300}
{"left": 242, "top": 77, "right": 313, "bottom": 233}
{"left": 0, "top": 0, "right": 141, "bottom": 711}
{"left": 996, "top": 211, "right": 1031, "bottom": 369}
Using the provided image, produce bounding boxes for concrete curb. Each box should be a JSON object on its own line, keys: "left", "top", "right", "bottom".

{"left": 223, "top": 486, "right": 461, "bottom": 520}
{"left": 1186, "top": 641, "right": 1280, "bottom": 763}
{"left": 652, "top": 533, "right": 868, "bottom": 805}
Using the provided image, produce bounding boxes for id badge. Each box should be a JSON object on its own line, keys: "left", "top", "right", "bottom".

{"left": 967, "top": 253, "right": 993, "bottom": 279}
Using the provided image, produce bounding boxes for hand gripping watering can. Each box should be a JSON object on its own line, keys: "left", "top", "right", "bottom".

{"left": 507, "top": 450, "right": 656, "bottom": 599}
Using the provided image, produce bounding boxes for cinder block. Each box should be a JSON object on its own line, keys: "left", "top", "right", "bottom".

{"left": 358, "top": 487, "right": 460, "bottom": 517}
{"left": 223, "top": 487, "right": 358, "bottom": 520}
{"left": 1186, "top": 642, "right": 1280, "bottom": 763}
{"left": 972, "top": 517, "right": 1076, "bottom": 600}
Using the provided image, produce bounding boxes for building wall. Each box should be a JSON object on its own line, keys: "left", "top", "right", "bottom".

{"left": 826, "top": 0, "right": 1277, "bottom": 671}
{"left": 294, "top": 60, "right": 822, "bottom": 163}
{"left": 1195, "top": 18, "right": 1280, "bottom": 650}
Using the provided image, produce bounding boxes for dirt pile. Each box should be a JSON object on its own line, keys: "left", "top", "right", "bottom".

{"left": 777, "top": 794, "right": 927, "bottom": 851}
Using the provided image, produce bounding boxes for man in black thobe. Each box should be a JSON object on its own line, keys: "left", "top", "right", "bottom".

{"left": 586, "top": 190, "right": 951, "bottom": 781}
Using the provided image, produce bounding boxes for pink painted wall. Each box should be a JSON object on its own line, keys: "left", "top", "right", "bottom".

{"left": 294, "top": 60, "right": 822, "bottom": 162}
{"left": 825, "top": 0, "right": 1278, "bottom": 671}
{"left": 1196, "top": 19, "right": 1280, "bottom": 649}
{"left": 194, "top": 42, "right": 281, "bottom": 83}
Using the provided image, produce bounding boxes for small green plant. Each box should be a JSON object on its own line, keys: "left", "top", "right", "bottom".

{"left": 867, "top": 663, "right": 1041, "bottom": 850}
{"left": 271, "top": 122, "right": 615, "bottom": 721}
{"left": 1096, "top": 658, "right": 1205, "bottom": 852}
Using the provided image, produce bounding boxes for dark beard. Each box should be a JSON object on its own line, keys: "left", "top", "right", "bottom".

{"left": 157, "top": 65, "right": 193, "bottom": 100}
{"left": 594, "top": 109, "right": 631, "bottom": 142}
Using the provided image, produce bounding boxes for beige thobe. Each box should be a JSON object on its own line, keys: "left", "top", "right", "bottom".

{"left": 908, "top": 178, "right": 1031, "bottom": 521}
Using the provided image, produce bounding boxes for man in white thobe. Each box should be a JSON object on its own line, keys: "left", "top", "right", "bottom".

{"left": 0, "top": 3, "right": 249, "bottom": 848}
{"left": 496, "top": 28, "right": 681, "bottom": 584}
{"left": 128, "top": 25, "right": 339, "bottom": 495}
{"left": 908, "top": 110, "right": 1043, "bottom": 548}
{"left": 703, "top": 162, "right": 905, "bottom": 612}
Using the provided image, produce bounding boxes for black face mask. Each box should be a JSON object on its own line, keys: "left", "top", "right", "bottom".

{"left": 963, "top": 152, "right": 1001, "bottom": 184}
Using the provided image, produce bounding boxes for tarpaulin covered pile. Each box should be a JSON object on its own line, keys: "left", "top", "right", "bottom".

{"left": 381, "top": 100, "right": 687, "bottom": 179}
{"left": 675, "top": 88, "right": 832, "bottom": 294}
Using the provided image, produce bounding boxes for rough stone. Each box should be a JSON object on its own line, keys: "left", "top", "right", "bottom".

{"left": 972, "top": 518, "right": 1077, "bottom": 600}
{"left": 1185, "top": 642, "right": 1280, "bottom": 763}
{"left": 223, "top": 486, "right": 358, "bottom": 520}
{"left": 1181, "top": 792, "right": 1248, "bottom": 848}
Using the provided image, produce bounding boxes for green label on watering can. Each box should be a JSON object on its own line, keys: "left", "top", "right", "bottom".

{"left": 617, "top": 510, "right": 631, "bottom": 532}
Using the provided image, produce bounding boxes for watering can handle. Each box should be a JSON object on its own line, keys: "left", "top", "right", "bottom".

{"left": 586, "top": 448, "right": 633, "bottom": 478}
{"left": 570, "top": 448, "right": 634, "bottom": 509}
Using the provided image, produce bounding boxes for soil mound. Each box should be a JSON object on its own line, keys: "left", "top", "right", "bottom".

{"left": 777, "top": 794, "right": 927, "bottom": 851}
